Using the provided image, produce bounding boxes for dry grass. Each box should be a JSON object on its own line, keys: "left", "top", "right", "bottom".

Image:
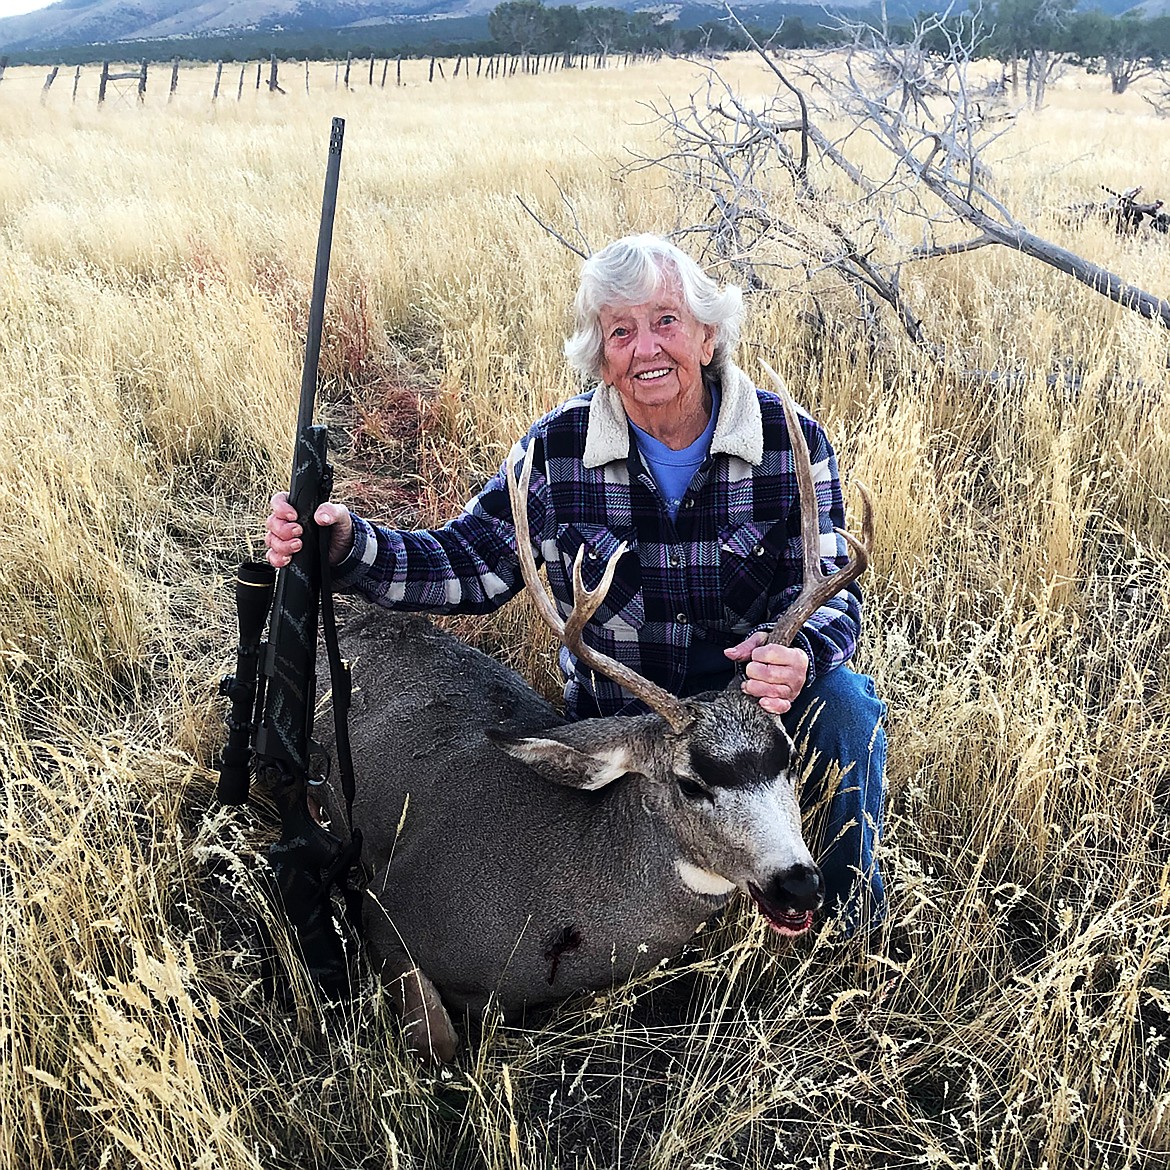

{"left": 1, "top": 53, "right": 1169, "bottom": 1169}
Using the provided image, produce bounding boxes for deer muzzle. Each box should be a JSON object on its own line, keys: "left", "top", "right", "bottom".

{"left": 749, "top": 863, "right": 823, "bottom": 936}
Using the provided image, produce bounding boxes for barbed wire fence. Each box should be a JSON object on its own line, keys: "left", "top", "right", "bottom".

{"left": 0, "top": 47, "right": 659, "bottom": 107}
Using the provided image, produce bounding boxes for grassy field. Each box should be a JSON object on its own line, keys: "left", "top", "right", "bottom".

{"left": 1, "top": 51, "right": 1169, "bottom": 1169}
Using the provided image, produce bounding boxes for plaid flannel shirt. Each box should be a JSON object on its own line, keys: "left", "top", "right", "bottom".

{"left": 334, "top": 360, "right": 861, "bottom": 719}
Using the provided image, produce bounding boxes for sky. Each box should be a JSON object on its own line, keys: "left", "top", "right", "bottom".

{"left": 0, "top": 0, "right": 55, "bottom": 17}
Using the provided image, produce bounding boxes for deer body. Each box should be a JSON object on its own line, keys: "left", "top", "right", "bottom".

{"left": 337, "top": 611, "right": 815, "bottom": 1025}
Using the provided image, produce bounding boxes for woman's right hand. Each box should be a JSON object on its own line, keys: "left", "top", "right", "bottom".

{"left": 265, "top": 492, "right": 355, "bottom": 568}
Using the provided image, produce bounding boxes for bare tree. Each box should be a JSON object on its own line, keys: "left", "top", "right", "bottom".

{"left": 626, "top": 8, "right": 1170, "bottom": 358}
{"left": 1105, "top": 49, "right": 1157, "bottom": 96}
{"left": 1100, "top": 13, "right": 1160, "bottom": 95}
{"left": 1140, "top": 69, "right": 1170, "bottom": 118}
{"left": 988, "top": 0, "right": 1074, "bottom": 111}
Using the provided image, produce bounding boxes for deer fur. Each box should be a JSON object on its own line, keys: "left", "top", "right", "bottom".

{"left": 325, "top": 609, "right": 822, "bottom": 1063}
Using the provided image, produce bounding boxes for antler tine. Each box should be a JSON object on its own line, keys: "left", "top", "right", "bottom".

{"left": 506, "top": 443, "right": 566, "bottom": 636}
{"left": 758, "top": 362, "right": 872, "bottom": 648}
{"left": 506, "top": 443, "right": 694, "bottom": 733}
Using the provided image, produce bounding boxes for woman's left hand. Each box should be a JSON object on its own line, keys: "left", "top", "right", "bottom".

{"left": 724, "top": 632, "right": 809, "bottom": 716}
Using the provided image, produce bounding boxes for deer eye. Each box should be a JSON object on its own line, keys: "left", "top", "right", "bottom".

{"left": 676, "top": 775, "right": 712, "bottom": 803}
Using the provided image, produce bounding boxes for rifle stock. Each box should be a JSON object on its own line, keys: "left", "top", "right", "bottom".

{"left": 252, "top": 423, "right": 329, "bottom": 773}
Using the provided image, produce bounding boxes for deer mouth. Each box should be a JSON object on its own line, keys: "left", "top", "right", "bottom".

{"left": 749, "top": 884, "right": 815, "bottom": 937}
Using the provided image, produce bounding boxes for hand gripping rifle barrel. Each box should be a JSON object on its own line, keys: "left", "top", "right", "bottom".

{"left": 217, "top": 117, "right": 345, "bottom": 805}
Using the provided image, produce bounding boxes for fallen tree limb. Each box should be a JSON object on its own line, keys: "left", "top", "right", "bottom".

{"left": 725, "top": 8, "right": 1170, "bottom": 334}
{"left": 935, "top": 198, "right": 1170, "bottom": 328}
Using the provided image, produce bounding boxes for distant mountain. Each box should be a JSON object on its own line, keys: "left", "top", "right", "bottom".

{"left": 0, "top": 0, "right": 887, "bottom": 54}
{"left": 0, "top": 2, "right": 477, "bottom": 52}
{"left": 2, "top": 0, "right": 1156, "bottom": 54}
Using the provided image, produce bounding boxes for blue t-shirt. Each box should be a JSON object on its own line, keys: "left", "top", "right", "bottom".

{"left": 629, "top": 387, "right": 733, "bottom": 693}
{"left": 628, "top": 385, "right": 721, "bottom": 520}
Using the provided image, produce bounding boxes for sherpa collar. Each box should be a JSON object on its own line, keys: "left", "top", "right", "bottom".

{"left": 582, "top": 356, "right": 764, "bottom": 469}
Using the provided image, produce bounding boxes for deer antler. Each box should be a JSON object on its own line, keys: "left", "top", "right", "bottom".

{"left": 506, "top": 444, "right": 695, "bottom": 734}
{"left": 759, "top": 362, "right": 872, "bottom": 648}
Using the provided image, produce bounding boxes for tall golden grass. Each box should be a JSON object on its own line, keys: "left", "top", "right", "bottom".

{"left": 1, "top": 53, "right": 1168, "bottom": 1169}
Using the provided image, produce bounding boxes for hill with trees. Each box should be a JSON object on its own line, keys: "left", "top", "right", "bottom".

{"left": 5, "top": 0, "right": 1170, "bottom": 86}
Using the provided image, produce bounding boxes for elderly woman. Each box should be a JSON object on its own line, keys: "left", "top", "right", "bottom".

{"left": 266, "top": 234, "right": 886, "bottom": 929}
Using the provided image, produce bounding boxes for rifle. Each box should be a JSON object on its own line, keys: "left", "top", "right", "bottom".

{"left": 217, "top": 117, "right": 362, "bottom": 995}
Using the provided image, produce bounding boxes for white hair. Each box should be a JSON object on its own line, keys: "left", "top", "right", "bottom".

{"left": 563, "top": 234, "right": 744, "bottom": 382}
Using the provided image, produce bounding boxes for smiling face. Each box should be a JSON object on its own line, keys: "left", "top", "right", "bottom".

{"left": 598, "top": 280, "right": 717, "bottom": 444}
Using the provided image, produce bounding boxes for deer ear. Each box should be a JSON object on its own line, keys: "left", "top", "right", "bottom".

{"left": 486, "top": 719, "right": 654, "bottom": 790}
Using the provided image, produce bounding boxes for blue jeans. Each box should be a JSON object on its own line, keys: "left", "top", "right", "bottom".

{"left": 783, "top": 665, "right": 887, "bottom": 932}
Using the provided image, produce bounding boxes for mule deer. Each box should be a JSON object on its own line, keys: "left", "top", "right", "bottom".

{"left": 326, "top": 369, "right": 871, "bottom": 1062}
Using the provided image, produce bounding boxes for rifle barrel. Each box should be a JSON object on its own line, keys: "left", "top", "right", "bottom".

{"left": 295, "top": 116, "right": 345, "bottom": 439}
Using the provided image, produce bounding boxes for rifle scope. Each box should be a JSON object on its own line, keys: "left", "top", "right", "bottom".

{"left": 217, "top": 561, "right": 276, "bottom": 804}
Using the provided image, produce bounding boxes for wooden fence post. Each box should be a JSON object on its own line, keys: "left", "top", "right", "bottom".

{"left": 381, "top": 58, "right": 388, "bottom": 87}
{"left": 305, "top": 60, "right": 310, "bottom": 95}
{"left": 169, "top": 57, "right": 179, "bottom": 101}
{"left": 396, "top": 57, "right": 402, "bottom": 86}
{"left": 98, "top": 60, "right": 150, "bottom": 105}
{"left": 368, "top": 55, "right": 374, "bottom": 85}
{"left": 213, "top": 60, "right": 223, "bottom": 100}
{"left": 0, "top": 56, "right": 9, "bottom": 85}
{"left": 334, "top": 61, "right": 339, "bottom": 88}
{"left": 41, "top": 65, "right": 59, "bottom": 103}
{"left": 72, "top": 64, "right": 81, "bottom": 101}
{"left": 254, "top": 60, "right": 261, "bottom": 89}
{"left": 237, "top": 63, "right": 246, "bottom": 100}
{"left": 268, "top": 53, "right": 283, "bottom": 93}
{"left": 344, "top": 52, "right": 352, "bottom": 89}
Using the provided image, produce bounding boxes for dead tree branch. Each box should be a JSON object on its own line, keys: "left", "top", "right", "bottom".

{"left": 636, "top": 9, "right": 1170, "bottom": 353}
{"left": 515, "top": 192, "right": 590, "bottom": 260}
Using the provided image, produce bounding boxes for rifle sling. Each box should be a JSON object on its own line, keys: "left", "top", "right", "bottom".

{"left": 318, "top": 525, "right": 365, "bottom": 932}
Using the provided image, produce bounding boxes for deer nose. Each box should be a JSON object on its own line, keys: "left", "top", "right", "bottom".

{"left": 766, "top": 863, "right": 823, "bottom": 912}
